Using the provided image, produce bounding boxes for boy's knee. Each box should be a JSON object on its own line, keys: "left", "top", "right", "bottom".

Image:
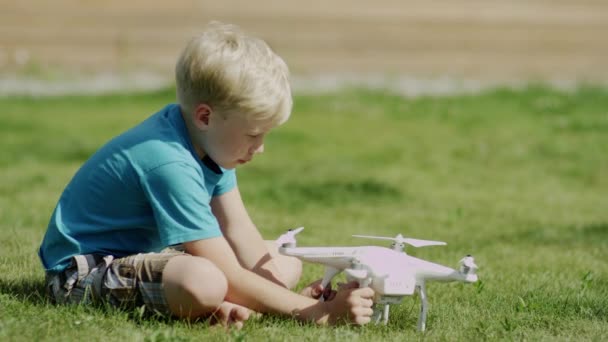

{"left": 182, "top": 257, "right": 228, "bottom": 304}
{"left": 264, "top": 240, "right": 303, "bottom": 289}
{"left": 280, "top": 256, "right": 302, "bottom": 289}
{"left": 264, "top": 241, "right": 303, "bottom": 289}
{"left": 163, "top": 255, "right": 227, "bottom": 317}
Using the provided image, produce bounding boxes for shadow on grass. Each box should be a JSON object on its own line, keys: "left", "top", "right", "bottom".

{"left": 0, "top": 276, "right": 179, "bottom": 325}
{"left": 0, "top": 277, "right": 48, "bottom": 305}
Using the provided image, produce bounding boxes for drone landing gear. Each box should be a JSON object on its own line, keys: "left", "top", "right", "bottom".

{"left": 383, "top": 304, "right": 390, "bottom": 324}
{"left": 372, "top": 304, "right": 390, "bottom": 325}
{"left": 416, "top": 283, "right": 428, "bottom": 332}
{"left": 372, "top": 296, "right": 402, "bottom": 325}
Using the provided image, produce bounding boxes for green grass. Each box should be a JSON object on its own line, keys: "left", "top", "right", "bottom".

{"left": 1, "top": 85, "right": 607, "bottom": 341}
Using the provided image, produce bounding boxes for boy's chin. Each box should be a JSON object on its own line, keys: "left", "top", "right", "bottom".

{"left": 217, "top": 158, "right": 251, "bottom": 169}
{"left": 220, "top": 160, "right": 240, "bottom": 169}
{"left": 235, "top": 158, "right": 253, "bottom": 166}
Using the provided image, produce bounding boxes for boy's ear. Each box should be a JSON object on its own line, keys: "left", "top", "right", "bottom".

{"left": 192, "top": 104, "right": 212, "bottom": 130}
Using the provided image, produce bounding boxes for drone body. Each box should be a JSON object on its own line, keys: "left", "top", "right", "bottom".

{"left": 276, "top": 227, "right": 478, "bottom": 331}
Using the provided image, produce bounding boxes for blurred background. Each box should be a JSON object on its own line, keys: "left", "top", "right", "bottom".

{"left": 1, "top": 0, "right": 607, "bottom": 95}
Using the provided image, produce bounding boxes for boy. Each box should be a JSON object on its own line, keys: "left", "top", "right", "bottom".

{"left": 39, "top": 22, "right": 374, "bottom": 328}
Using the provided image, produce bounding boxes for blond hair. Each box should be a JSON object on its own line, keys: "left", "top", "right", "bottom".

{"left": 175, "top": 22, "right": 292, "bottom": 125}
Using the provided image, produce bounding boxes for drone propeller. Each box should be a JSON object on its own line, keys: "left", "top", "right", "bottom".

{"left": 352, "top": 233, "right": 447, "bottom": 248}
{"left": 276, "top": 227, "right": 305, "bottom": 247}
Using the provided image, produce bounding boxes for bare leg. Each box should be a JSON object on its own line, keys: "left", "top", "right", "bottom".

{"left": 162, "top": 255, "right": 228, "bottom": 318}
{"left": 260, "top": 241, "right": 303, "bottom": 290}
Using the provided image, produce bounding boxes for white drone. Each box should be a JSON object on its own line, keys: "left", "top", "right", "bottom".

{"left": 276, "top": 227, "right": 478, "bottom": 332}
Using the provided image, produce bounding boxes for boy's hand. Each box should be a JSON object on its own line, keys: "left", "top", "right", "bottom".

{"left": 300, "top": 279, "right": 337, "bottom": 301}
{"left": 304, "top": 281, "right": 375, "bottom": 325}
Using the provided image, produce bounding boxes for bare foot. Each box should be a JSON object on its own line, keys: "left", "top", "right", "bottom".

{"left": 209, "top": 301, "right": 251, "bottom": 330}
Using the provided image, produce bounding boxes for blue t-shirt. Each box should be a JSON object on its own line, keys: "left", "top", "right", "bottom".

{"left": 39, "top": 104, "right": 236, "bottom": 272}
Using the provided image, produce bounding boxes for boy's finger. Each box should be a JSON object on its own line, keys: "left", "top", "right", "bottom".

{"left": 301, "top": 282, "right": 323, "bottom": 298}
{"left": 322, "top": 284, "right": 334, "bottom": 301}
{"left": 310, "top": 289, "right": 322, "bottom": 299}
{"left": 353, "top": 286, "right": 375, "bottom": 299}
{"left": 313, "top": 283, "right": 326, "bottom": 298}
{"left": 360, "top": 298, "right": 374, "bottom": 308}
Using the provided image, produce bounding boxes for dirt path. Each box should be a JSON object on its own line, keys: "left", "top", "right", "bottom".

{"left": 1, "top": 0, "right": 607, "bottom": 87}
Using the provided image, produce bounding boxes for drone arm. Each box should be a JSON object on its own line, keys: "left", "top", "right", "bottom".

{"left": 415, "top": 257, "right": 478, "bottom": 283}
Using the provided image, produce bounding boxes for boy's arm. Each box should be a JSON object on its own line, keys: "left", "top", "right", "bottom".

{"left": 211, "top": 187, "right": 286, "bottom": 286}
{"left": 182, "top": 236, "right": 374, "bottom": 324}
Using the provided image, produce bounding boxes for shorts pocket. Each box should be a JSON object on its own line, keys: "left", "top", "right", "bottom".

{"left": 104, "top": 259, "right": 140, "bottom": 308}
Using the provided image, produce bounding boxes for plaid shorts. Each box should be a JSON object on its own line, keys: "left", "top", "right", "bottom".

{"left": 45, "top": 247, "right": 186, "bottom": 316}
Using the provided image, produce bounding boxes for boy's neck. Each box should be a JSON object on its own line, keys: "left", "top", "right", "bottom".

{"left": 192, "top": 143, "right": 206, "bottom": 161}
{"left": 179, "top": 107, "right": 207, "bottom": 161}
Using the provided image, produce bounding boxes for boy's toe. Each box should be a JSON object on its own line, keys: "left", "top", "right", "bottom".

{"left": 232, "top": 305, "right": 251, "bottom": 322}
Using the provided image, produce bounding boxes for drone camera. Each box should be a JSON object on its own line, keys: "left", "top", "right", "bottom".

{"left": 390, "top": 241, "right": 405, "bottom": 252}
{"left": 350, "top": 258, "right": 362, "bottom": 269}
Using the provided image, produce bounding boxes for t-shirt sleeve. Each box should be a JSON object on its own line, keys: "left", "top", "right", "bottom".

{"left": 213, "top": 168, "right": 237, "bottom": 196}
{"left": 140, "top": 162, "right": 223, "bottom": 246}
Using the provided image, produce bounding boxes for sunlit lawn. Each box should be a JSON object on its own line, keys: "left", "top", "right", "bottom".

{"left": 1, "top": 86, "right": 607, "bottom": 341}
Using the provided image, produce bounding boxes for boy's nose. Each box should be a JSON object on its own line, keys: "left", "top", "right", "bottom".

{"left": 250, "top": 143, "right": 264, "bottom": 155}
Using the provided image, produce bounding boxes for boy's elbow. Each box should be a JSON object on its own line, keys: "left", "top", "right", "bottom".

{"left": 181, "top": 237, "right": 249, "bottom": 280}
